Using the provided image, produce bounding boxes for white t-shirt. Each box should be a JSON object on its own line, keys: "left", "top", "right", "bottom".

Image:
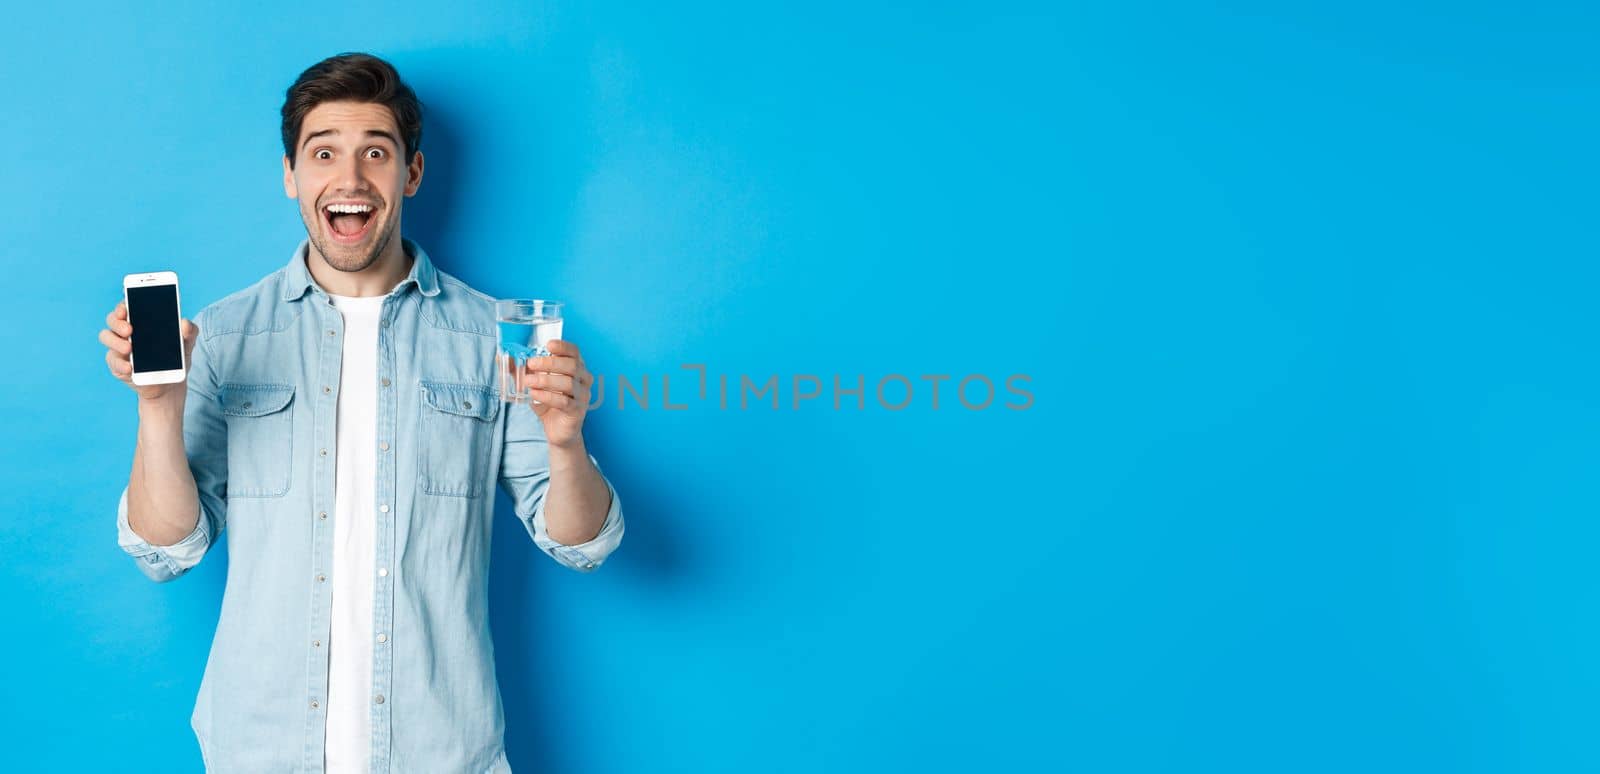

{"left": 324, "top": 292, "right": 385, "bottom": 774}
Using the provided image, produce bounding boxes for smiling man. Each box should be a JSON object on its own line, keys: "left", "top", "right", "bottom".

{"left": 97, "top": 52, "right": 624, "bottom": 773}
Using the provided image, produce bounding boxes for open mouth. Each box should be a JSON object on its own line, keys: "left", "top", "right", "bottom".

{"left": 321, "top": 201, "right": 378, "bottom": 244}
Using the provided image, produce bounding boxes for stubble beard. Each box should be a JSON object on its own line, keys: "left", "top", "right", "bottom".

{"left": 305, "top": 205, "right": 399, "bottom": 275}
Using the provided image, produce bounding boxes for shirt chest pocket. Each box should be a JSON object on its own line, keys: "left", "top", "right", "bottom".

{"left": 218, "top": 383, "right": 296, "bottom": 498}
{"left": 418, "top": 380, "right": 500, "bottom": 498}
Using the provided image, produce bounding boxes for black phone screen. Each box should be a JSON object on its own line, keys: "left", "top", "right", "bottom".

{"left": 127, "top": 284, "right": 183, "bottom": 373}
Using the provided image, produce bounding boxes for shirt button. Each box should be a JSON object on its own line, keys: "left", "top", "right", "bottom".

{"left": 374, "top": 694, "right": 385, "bottom": 705}
{"left": 322, "top": 386, "right": 332, "bottom": 394}
{"left": 310, "top": 699, "right": 320, "bottom": 709}
{"left": 316, "top": 574, "right": 326, "bottom": 583}
{"left": 381, "top": 319, "right": 390, "bottom": 328}
{"left": 313, "top": 640, "right": 321, "bottom": 647}
{"left": 462, "top": 400, "right": 472, "bottom": 410}
{"left": 379, "top": 441, "right": 389, "bottom": 451}
{"left": 318, "top": 511, "right": 327, "bottom": 520}
{"left": 382, "top": 378, "right": 391, "bottom": 387}
{"left": 319, "top": 448, "right": 328, "bottom": 457}
{"left": 377, "top": 633, "right": 388, "bottom": 643}
{"left": 241, "top": 401, "right": 252, "bottom": 409}
{"left": 327, "top": 330, "right": 336, "bottom": 337}
{"left": 377, "top": 568, "right": 388, "bottom": 577}
{"left": 379, "top": 504, "right": 389, "bottom": 513}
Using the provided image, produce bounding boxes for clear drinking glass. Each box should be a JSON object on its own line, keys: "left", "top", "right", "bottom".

{"left": 496, "top": 299, "right": 564, "bottom": 404}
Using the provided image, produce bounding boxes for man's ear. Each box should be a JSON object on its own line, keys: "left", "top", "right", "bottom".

{"left": 283, "top": 155, "right": 297, "bottom": 199}
{"left": 404, "top": 151, "right": 424, "bottom": 197}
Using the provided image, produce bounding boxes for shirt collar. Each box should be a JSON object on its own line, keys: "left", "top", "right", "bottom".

{"left": 280, "top": 236, "right": 441, "bottom": 302}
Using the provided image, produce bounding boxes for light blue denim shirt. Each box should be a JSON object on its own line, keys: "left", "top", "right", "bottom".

{"left": 114, "top": 237, "right": 624, "bottom": 773}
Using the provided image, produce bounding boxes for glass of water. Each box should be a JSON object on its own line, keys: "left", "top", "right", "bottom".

{"left": 496, "top": 299, "right": 564, "bottom": 404}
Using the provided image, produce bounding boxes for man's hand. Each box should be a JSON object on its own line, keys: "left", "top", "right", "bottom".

{"left": 517, "top": 339, "right": 594, "bottom": 450}
{"left": 100, "top": 300, "right": 199, "bottom": 403}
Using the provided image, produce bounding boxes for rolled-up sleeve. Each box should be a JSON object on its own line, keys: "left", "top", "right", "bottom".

{"left": 116, "top": 488, "right": 215, "bottom": 583}
{"left": 528, "top": 462, "right": 623, "bottom": 572}
{"left": 114, "top": 312, "right": 230, "bottom": 582}
{"left": 498, "top": 402, "right": 625, "bottom": 573}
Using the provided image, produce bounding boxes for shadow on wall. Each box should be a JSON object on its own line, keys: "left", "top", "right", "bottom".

{"left": 403, "top": 74, "right": 692, "bottom": 773}
{"left": 399, "top": 90, "right": 458, "bottom": 271}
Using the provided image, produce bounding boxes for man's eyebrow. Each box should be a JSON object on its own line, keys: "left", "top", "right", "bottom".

{"left": 302, "top": 128, "right": 337, "bottom": 149}
{"left": 301, "top": 128, "right": 401, "bottom": 150}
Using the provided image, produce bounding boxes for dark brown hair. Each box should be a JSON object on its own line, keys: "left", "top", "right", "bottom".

{"left": 281, "top": 52, "right": 423, "bottom": 168}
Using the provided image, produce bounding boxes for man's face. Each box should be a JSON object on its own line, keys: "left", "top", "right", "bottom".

{"left": 283, "top": 100, "right": 423, "bottom": 273}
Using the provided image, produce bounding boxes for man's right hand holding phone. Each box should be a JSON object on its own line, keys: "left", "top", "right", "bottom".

{"left": 100, "top": 300, "right": 199, "bottom": 403}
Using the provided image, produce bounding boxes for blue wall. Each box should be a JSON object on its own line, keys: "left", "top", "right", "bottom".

{"left": 4, "top": 1, "right": 1597, "bottom": 771}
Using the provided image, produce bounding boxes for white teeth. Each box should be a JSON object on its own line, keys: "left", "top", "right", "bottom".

{"left": 325, "top": 203, "right": 374, "bottom": 214}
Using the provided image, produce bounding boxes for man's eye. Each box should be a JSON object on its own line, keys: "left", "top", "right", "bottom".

{"left": 315, "top": 149, "right": 332, "bottom": 160}
{"left": 367, "top": 148, "right": 385, "bottom": 159}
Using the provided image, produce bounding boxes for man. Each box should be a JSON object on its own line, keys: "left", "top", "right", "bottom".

{"left": 97, "top": 52, "right": 624, "bottom": 773}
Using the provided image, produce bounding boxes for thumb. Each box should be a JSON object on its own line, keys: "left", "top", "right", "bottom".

{"left": 182, "top": 319, "right": 200, "bottom": 352}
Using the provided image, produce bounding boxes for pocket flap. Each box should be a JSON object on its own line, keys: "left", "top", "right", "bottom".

{"left": 420, "top": 380, "right": 500, "bottom": 421}
{"left": 219, "top": 383, "right": 296, "bottom": 417}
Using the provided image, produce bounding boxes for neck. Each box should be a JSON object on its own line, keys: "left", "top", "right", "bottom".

{"left": 306, "top": 237, "right": 411, "bottom": 298}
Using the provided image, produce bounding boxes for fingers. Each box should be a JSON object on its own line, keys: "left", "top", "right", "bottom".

{"left": 106, "top": 303, "right": 131, "bottom": 337}
{"left": 104, "top": 301, "right": 136, "bottom": 381}
{"left": 525, "top": 340, "right": 590, "bottom": 421}
{"left": 526, "top": 388, "right": 574, "bottom": 409}
{"left": 521, "top": 371, "right": 576, "bottom": 395}
{"left": 525, "top": 355, "right": 579, "bottom": 376}
{"left": 545, "top": 339, "right": 581, "bottom": 358}
{"left": 99, "top": 326, "right": 131, "bottom": 355}
{"left": 106, "top": 348, "right": 131, "bottom": 378}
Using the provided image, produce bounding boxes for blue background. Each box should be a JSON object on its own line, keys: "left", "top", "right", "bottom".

{"left": 2, "top": 1, "right": 1595, "bottom": 771}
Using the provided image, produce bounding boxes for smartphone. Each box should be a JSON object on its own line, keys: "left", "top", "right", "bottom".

{"left": 122, "top": 271, "right": 187, "bottom": 385}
